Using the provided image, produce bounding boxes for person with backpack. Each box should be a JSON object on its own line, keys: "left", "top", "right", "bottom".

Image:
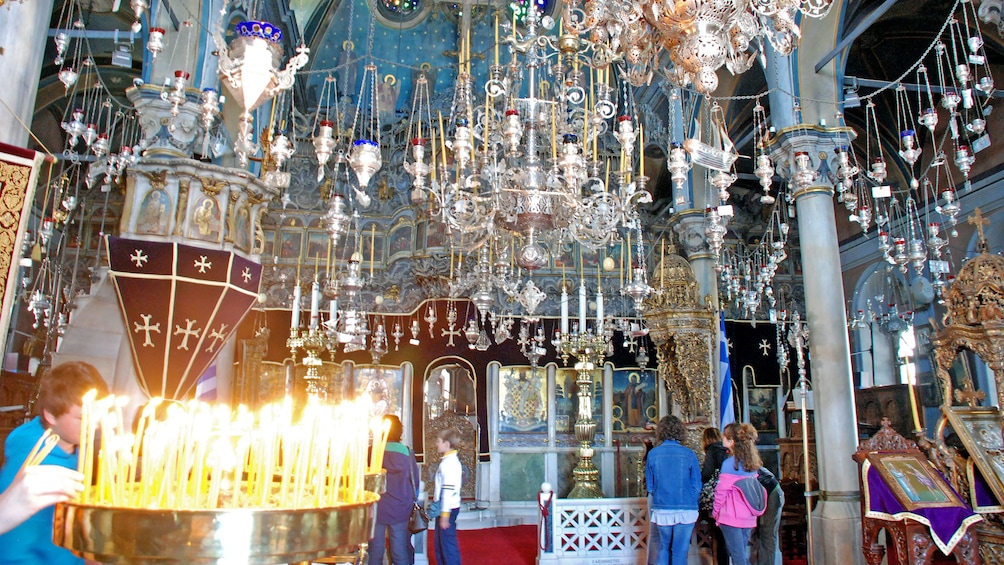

{"left": 699, "top": 427, "right": 729, "bottom": 565}
{"left": 712, "top": 423, "right": 768, "bottom": 565}
{"left": 750, "top": 466, "right": 784, "bottom": 565}
{"left": 369, "top": 414, "right": 420, "bottom": 565}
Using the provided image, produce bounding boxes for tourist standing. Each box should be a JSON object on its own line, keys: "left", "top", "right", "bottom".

{"left": 645, "top": 415, "right": 701, "bottom": 565}
{"left": 713, "top": 423, "right": 767, "bottom": 565}
{"left": 700, "top": 427, "right": 729, "bottom": 565}
{"left": 433, "top": 428, "right": 463, "bottom": 565}
{"left": 750, "top": 466, "right": 784, "bottom": 565}
{"left": 369, "top": 415, "right": 420, "bottom": 565}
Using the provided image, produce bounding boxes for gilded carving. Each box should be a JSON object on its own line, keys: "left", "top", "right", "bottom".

{"left": 644, "top": 252, "right": 714, "bottom": 423}
{"left": 921, "top": 248, "right": 1004, "bottom": 561}
{"left": 141, "top": 170, "right": 169, "bottom": 191}
{"left": 174, "top": 177, "right": 190, "bottom": 236}
{"left": 225, "top": 189, "right": 241, "bottom": 244}
{"left": 199, "top": 177, "right": 228, "bottom": 196}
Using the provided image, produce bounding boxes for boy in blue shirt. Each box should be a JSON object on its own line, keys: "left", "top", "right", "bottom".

{"left": 0, "top": 361, "right": 108, "bottom": 564}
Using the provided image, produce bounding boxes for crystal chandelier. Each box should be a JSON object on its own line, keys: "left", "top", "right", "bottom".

{"left": 560, "top": 0, "right": 834, "bottom": 93}
{"left": 408, "top": 6, "right": 652, "bottom": 322}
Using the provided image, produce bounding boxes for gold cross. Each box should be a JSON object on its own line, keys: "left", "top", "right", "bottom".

{"left": 969, "top": 207, "right": 990, "bottom": 252}
{"left": 954, "top": 384, "right": 987, "bottom": 408}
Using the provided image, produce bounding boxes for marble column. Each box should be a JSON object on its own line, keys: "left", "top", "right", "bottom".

{"left": 770, "top": 129, "right": 863, "bottom": 565}
{"left": 0, "top": 0, "right": 53, "bottom": 147}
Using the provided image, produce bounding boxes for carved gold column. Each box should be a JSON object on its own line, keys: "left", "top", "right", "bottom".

{"left": 644, "top": 253, "right": 715, "bottom": 424}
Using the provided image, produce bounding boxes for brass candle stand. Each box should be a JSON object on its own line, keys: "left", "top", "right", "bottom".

{"left": 55, "top": 472, "right": 386, "bottom": 564}
{"left": 556, "top": 324, "right": 612, "bottom": 499}
{"left": 57, "top": 396, "right": 389, "bottom": 564}
{"left": 54, "top": 495, "right": 379, "bottom": 565}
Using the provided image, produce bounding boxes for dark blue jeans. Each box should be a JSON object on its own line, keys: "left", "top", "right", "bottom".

{"left": 720, "top": 525, "right": 752, "bottom": 565}
{"left": 434, "top": 508, "right": 461, "bottom": 565}
{"left": 369, "top": 520, "right": 414, "bottom": 564}
{"left": 656, "top": 521, "right": 695, "bottom": 565}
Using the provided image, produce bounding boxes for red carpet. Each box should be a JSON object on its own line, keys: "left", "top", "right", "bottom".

{"left": 427, "top": 525, "right": 538, "bottom": 565}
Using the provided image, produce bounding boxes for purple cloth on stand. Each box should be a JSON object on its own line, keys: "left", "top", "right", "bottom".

{"left": 866, "top": 466, "right": 981, "bottom": 554}
{"left": 971, "top": 464, "right": 1000, "bottom": 508}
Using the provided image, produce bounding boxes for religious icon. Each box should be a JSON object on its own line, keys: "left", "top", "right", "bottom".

{"left": 612, "top": 369, "right": 656, "bottom": 431}
{"left": 233, "top": 203, "right": 252, "bottom": 250}
{"left": 747, "top": 387, "right": 779, "bottom": 434}
{"left": 867, "top": 452, "right": 961, "bottom": 510}
{"left": 354, "top": 366, "right": 402, "bottom": 419}
{"left": 136, "top": 189, "right": 171, "bottom": 235}
{"left": 499, "top": 366, "right": 547, "bottom": 433}
{"left": 190, "top": 197, "right": 221, "bottom": 242}
{"left": 389, "top": 223, "right": 413, "bottom": 257}
{"left": 278, "top": 230, "right": 303, "bottom": 260}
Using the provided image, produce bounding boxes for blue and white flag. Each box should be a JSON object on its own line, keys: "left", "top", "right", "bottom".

{"left": 195, "top": 362, "right": 218, "bottom": 401}
{"left": 719, "top": 314, "right": 735, "bottom": 430}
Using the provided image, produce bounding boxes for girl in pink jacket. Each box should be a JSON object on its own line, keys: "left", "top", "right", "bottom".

{"left": 712, "top": 423, "right": 767, "bottom": 565}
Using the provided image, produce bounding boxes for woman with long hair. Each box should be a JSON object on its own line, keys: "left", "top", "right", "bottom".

{"left": 645, "top": 415, "right": 702, "bottom": 565}
{"left": 712, "top": 423, "right": 767, "bottom": 565}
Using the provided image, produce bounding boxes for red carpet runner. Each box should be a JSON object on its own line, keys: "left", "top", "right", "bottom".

{"left": 427, "top": 525, "right": 538, "bottom": 565}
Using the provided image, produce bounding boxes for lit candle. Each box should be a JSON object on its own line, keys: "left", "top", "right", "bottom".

{"left": 291, "top": 283, "right": 302, "bottom": 329}
{"left": 578, "top": 279, "right": 587, "bottom": 332}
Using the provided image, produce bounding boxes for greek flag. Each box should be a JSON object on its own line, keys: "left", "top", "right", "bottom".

{"left": 719, "top": 314, "right": 735, "bottom": 430}
{"left": 195, "top": 362, "right": 218, "bottom": 401}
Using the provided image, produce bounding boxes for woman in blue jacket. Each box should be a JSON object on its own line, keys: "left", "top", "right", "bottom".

{"left": 645, "top": 415, "right": 702, "bottom": 565}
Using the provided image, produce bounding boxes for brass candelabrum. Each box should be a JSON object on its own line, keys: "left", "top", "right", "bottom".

{"left": 555, "top": 322, "right": 613, "bottom": 499}
{"left": 287, "top": 326, "right": 329, "bottom": 398}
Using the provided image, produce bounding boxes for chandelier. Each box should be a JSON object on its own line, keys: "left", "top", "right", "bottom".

{"left": 558, "top": 0, "right": 833, "bottom": 93}
{"left": 408, "top": 6, "right": 652, "bottom": 326}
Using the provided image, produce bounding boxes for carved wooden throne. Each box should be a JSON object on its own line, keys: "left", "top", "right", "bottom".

{"left": 853, "top": 419, "right": 981, "bottom": 565}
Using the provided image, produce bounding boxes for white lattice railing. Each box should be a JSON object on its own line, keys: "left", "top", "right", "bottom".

{"left": 537, "top": 495, "right": 649, "bottom": 565}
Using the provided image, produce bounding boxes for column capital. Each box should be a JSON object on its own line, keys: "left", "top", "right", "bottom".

{"left": 127, "top": 84, "right": 209, "bottom": 159}
{"left": 767, "top": 125, "right": 858, "bottom": 199}
{"left": 670, "top": 209, "right": 719, "bottom": 260}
